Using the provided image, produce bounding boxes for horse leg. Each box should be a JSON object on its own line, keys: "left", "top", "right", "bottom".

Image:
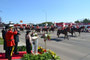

{"left": 78, "top": 31, "right": 80, "bottom": 36}
{"left": 64, "top": 33, "right": 68, "bottom": 40}
{"left": 64, "top": 34, "right": 66, "bottom": 39}
{"left": 71, "top": 32, "right": 73, "bottom": 37}
{"left": 66, "top": 32, "right": 69, "bottom": 40}
{"left": 74, "top": 32, "right": 77, "bottom": 37}
{"left": 57, "top": 33, "right": 60, "bottom": 38}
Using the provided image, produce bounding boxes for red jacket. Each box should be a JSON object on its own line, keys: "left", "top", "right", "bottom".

{"left": 32, "top": 25, "right": 34, "bottom": 28}
{"left": 76, "top": 26, "right": 79, "bottom": 29}
{"left": 5, "top": 30, "right": 17, "bottom": 47}
{"left": 62, "top": 27, "right": 65, "bottom": 30}
{"left": 44, "top": 26, "right": 47, "bottom": 28}
{"left": 51, "top": 25, "right": 54, "bottom": 28}
{"left": 36, "top": 26, "right": 39, "bottom": 29}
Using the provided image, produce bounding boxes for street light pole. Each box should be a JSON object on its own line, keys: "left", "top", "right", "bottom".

{"left": 45, "top": 12, "right": 47, "bottom": 22}
{"left": 42, "top": 10, "right": 48, "bottom": 26}
{"left": 45, "top": 11, "right": 48, "bottom": 26}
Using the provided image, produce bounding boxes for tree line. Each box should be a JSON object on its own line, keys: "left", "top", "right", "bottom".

{"left": 75, "top": 18, "right": 90, "bottom": 23}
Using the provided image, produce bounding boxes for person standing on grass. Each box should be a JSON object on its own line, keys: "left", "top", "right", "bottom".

{"left": 14, "top": 28, "right": 20, "bottom": 54}
{"left": 5, "top": 26, "right": 17, "bottom": 60}
{"left": 25, "top": 30, "right": 32, "bottom": 54}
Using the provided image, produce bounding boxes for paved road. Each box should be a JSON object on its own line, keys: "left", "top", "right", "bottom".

{"left": 19, "top": 31, "right": 90, "bottom": 60}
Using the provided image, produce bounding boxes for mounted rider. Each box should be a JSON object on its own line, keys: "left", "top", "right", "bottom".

{"left": 44, "top": 25, "right": 47, "bottom": 29}
{"left": 27, "top": 25, "right": 30, "bottom": 29}
{"left": 61, "top": 23, "right": 65, "bottom": 30}
{"left": 51, "top": 25, "right": 54, "bottom": 28}
{"left": 76, "top": 24, "right": 79, "bottom": 29}
{"left": 36, "top": 25, "right": 40, "bottom": 29}
{"left": 68, "top": 23, "right": 72, "bottom": 28}
{"left": 68, "top": 23, "right": 73, "bottom": 32}
{"left": 31, "top": 25, "right": 34, "bottom": 29}
{"left": 57, "top": 23, "right": 65, "bottom": 30}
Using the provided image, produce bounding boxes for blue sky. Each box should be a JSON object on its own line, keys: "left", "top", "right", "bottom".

{"left": 0, "top": 0, "right": 90, "bottom": 24}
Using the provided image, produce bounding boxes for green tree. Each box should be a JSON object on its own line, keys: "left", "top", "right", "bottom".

{"left": 82, "top": 18, "right": 90, "bottom": 23}
{"left": 75, "top": 20, "right": 80, "bottom": 23}
{"left": 38, "top": 22, "right": 53, "bottom": 26}
{"left": 75, "top": 18, "right": 90, "bottom": 23}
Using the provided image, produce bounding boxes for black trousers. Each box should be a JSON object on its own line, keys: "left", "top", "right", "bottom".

{"left": 5, "top": 49, "right": 8, "bottom": 58}
{"left": 14, "top": 42, "right": 18, "bottom": 54}
{"left": 7, "top": 47, "right": 13, "bottom": 57}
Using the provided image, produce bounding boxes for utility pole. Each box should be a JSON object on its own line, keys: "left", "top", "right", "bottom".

{"left": 0, "top": 17, "right": 2, "bottom": 23}
{"left": 0, "top": 10, "right": 2, "bottom": 23}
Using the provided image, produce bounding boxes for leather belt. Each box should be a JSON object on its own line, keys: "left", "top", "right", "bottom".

{"left": 8, "top": 39, "right": 14, "bottom": 41}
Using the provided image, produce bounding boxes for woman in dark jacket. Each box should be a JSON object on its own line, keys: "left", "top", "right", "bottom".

{"left": 25, "top": 30, "right": 32, "bottom": 54}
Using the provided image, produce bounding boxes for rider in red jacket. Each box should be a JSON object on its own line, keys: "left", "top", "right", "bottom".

{"left": 76, "top": 25, "right": 79, "bottom": 29}
{"left": 68, "top": 23, "right": 72, "bottom": 28}
{"left": 36, "top": 25, "right": 39, "bottom": 29}
{"left": 44, "top": 25, "right": 47, "bottom": 28}
{"left": 62, "top": 23, "right": 65, "bottom": 30}
{"left": 51, "top": 25, "right": 54, "bottom": 28}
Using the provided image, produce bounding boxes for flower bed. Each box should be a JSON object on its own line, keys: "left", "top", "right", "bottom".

{"left": 17, "top": 46, "right": 60, "bottom": 60}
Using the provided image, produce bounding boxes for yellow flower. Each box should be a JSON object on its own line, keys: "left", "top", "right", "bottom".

{"left": 38, "top": 46, "right": 41, "bottom": 49}
{"left": 48, "top": 49, "right": 56, "bottom": 56}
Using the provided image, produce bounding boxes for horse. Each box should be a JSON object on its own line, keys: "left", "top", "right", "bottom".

{"left": 57, "top": 28, "right": 69, "bottom": 40}
{"left": 35, "top": 28, "right": 41, "bottom": 33}
{"left": 66, "top": 26, "right": 84, "bottom": 36}
{"left": 20, "top": 27, "right": 24, "bottom": 31}
{"left": 25, "top": 27, "right": 30, "bottom": 30}
{"left": 71, "top": 26, "right": 84, "bottom": 36}
{"left": 42, "top": 28, "right": 49, "bottom": 33}
{"left": 49, "top": 27, "right": 55, "bottom": 32}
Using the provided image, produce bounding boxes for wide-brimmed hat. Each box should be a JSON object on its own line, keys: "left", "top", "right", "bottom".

{"left": 8, "top": 25, "right": 14, "bottom": 29}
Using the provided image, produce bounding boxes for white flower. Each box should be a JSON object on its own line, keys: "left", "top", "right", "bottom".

{"left": 45, "top": 34, "right": 48, "bottom": 37}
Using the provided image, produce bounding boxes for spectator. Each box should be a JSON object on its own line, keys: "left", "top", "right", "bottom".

{"left": 25, "top": 30, "right": 32, "bottom": 54}
{"left": 14, "top": 28, "right": 20, "bottom": 54}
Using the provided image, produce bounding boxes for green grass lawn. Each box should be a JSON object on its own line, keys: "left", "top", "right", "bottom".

{"left": 0, "top": 37, "right": 3, "bottom": 45}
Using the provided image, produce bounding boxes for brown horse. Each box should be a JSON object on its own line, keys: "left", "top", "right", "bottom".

{"left": 66, "top": 26, "right": 84, "bottom": 36}
{"left": 57, "top": 28, "right": 69, "bottom": 40}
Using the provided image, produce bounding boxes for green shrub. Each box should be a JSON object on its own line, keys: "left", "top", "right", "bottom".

{"left": 0, "top": 37, "right": 3, "bottom": 45}
{"left": 17, "top": 46, "right": 26, "bottom": 51}
{"left": 18, "top": 46, "right": 60, "bottom": 60}
{"left": 22, "top": 52, "right": 60, "bottom": 60}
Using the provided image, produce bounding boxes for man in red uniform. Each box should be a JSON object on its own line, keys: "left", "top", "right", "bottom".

{"left": 32, "top": 25, "right": 34, "bottom": 28}
{"left": 36, "top": 25, "right": 39, "bottom": 29}
{"left": 62, "top": 23, "right": 65, "bottom": 30}
{"left": 5, "top": 26, "right": 17, "bottom": 60}
{"left": 44, "top": 25, "right": 47, "bottom": 28}
{"left": 68, "top": 23, "right": 72, "bottom": 28}
{"left": 51, "top": 25, "right": 54, "bottom": 28}
{"left": 76, "top": 24, "right": 79, "bottom": 29}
